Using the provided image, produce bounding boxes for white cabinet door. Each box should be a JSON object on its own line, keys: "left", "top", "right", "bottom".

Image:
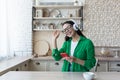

{"left": 109, "top": 62, "right": 120, "bottom": 72}
{"left": 47, "top": 61, "right": 63, "bottom": 71}
{"left": 29, "top": 60, "right": 47, "bottom": 71}
{"left": 29, "top": 60, "right": 63, "bottom": 71}
{"left": 20, "top": 61, "right": 29, "bottom": 71}
{"left": 97, "top": 62, "right": 108, "bottom": 72}
{"left": 11, "top": 65, "right": 21, "bottom": 71}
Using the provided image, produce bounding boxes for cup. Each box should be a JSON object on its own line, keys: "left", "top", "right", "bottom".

{"left": 83, "top": 72, "right": 96, "bottom": 80}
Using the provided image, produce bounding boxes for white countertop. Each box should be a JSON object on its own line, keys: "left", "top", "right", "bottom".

{"left": 1, "top": 56, "right": 120, "bottom": 76}
{"left": 0, "top": 56, "right": 32, "bottom": 74}
{"left": 0, "top": 71, "right": 120, "bottom": 80}
{"left": 32, "top": 56, "right": 120, "bottom": 62}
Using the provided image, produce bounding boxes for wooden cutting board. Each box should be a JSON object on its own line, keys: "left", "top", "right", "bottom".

{"left": 34, "top": 40, "right": 50, "bottom": 56}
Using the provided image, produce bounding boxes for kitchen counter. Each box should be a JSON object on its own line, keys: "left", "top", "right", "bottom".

{"left": 31, "top": 56, "right": 55, "bottom": 60}
{"left": 1, "top": 56, "right": 120, "bottom": 75}
{"left": 1, "top": 71, "right": 120, "bottom": 80}
{"left": 0, "top": 56, "right": 32, "bottom": 75}
{"left": 97, "top": 56, "right": 120, "bottom": 62}
{"left": 32, "top": 56, "right": 120, "bottom": 62}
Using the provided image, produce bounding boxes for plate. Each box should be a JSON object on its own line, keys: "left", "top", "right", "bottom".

{"left": 34, "top": 40, "right": 49, "bottom": 56}
{"left": 50, "top": 9, "right": 61, "bottom": 17}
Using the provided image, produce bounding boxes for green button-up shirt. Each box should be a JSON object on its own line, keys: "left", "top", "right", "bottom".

{"left": 52, "top": 36, "right": 96, "bottom": 72}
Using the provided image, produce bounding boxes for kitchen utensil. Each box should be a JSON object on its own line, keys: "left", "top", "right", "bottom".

{"left": 42, "top": 8, "right": 50, "bottom": 17}
{"left": 34, "top": 40, "right": 49, "bottom": 56}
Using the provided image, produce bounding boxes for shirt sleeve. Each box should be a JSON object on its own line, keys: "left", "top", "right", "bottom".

{"left": 83, "top": 39, "right": 96, "bottom": 70}
{"left": 52, "top": 41, "right": 67, "bottom": 61}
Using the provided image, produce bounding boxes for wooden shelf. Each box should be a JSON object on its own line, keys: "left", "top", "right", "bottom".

{"left": 33, "top": 5, "right": 82, "bottom": 9}
{"left": 33, "top": 29, "right": 62, "bottom": 31}
{"left": 33, "top": 17, "right": 82, "bottom": 20}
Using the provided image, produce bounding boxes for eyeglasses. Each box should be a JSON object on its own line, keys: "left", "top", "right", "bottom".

{"left": 62, "top": 25, "right": 72, "bottom": 34}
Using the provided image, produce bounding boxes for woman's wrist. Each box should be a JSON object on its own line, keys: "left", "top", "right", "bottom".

{"left": 52, "top": 38, "right": 57, "bottom": 48}
{"left": 75, "top": 58, "right": 84, "bottom": 65}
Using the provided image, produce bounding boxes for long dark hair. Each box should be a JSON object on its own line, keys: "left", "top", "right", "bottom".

{"left": 62, "top": 20, "right": 85, "bottom": 41}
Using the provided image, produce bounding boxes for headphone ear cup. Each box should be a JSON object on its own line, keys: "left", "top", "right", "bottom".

{"left": 73, "top": 23, "right": 78, "bottom": 31}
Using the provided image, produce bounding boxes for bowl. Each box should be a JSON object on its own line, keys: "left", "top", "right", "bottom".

{"left": 83, "top": 72, "right": 95, "bottom": 80}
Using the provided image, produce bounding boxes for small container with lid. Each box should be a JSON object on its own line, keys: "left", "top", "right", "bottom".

{"left": 74, "top": 0, "right": 79, "bottom": 6}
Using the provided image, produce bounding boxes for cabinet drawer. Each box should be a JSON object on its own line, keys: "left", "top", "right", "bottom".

{"left": 109, "top": 62, "right": 120, "bottom": 69}
{"left": 109, "top": 69, "right": 120, "bottom": 72}
{"left": 21, "top": 61, "right": 29, "bottom": 71}
{"left": 29, "top": 60, "right": 47, "bottom": 71}
{"left": 97, "top": 62, "right": 108, "bottom": 72}
{"left": 47, "top": 61, "right": 63, "bottom": 71}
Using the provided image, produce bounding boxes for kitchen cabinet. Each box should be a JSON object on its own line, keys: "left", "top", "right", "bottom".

{"left": 20, "top": 61, "right": 29, "bottom": 71}
{"left": 108, "top": 62, "right": 120, "bottom": 72}
{"left": 96, "top": 62, "right": 108, "bottom": 72}
{"left": 95, "top": 57, "right": 120, "bottom": 72}
{"left": 29, "top": 60, "right": 47, "bottom": 71}
{"left": 11, "top": 60, "right": 29, "bottom": 71}
{"left": 47, "top": 61, "right": 63, "bottom": 71}
{"left": 29, "top": 59, "right": 63, "bottom": 71}
{"left": 11, "top": 65, "right": 21, "bottom": 71}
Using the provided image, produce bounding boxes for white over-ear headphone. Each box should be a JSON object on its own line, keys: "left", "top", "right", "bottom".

{"left": 69, "top": 19, "right": 79, "bottom": 31}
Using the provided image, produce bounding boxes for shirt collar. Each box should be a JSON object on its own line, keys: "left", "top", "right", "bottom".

{"left": 69, "top": 36, "right": 86, "bottom": 42}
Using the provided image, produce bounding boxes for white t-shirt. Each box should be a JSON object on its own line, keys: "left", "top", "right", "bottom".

{"left": 70, "top": 41, "right": 78, "bottom": 56}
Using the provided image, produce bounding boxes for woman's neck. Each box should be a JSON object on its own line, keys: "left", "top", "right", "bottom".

{"left": 72, "top": 34, "right": 80, "bottom": 42}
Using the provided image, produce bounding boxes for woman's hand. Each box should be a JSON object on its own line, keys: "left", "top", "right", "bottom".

{"left": 64, "top": 56, "right": 84, "bottom": 65}
{"left": 53, "top": 30, "right": 60, "bottom": 40}
{"left": 52, "top": 30, "right": 60, "bottom": 49}
{"left": 64, "top": 56, "right": 76, "bottom": 63}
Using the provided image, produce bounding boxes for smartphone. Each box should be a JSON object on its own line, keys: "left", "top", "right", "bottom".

{"left": 60, "top": 53, "right": 69, "bottom": 58}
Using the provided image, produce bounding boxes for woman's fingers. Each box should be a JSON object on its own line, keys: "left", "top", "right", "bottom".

{"left": 53, "top": 30, "right": 60, "bottom": 39}
{"left": 64, "top": 57, "right": 75, "bottom": 63}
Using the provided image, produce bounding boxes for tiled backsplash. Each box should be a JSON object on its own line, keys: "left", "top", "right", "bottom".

{"left": 83, "top": 0, "right": 120, "bottom": 47}
{"left": 95, "top": 46, "right": 120, "bottom": 56}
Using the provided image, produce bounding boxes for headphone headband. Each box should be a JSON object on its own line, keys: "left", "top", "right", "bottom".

{"left": 69, "top": 19, "right": 79, "bottom": 31}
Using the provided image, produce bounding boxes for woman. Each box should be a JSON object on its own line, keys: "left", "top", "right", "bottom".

{"left": 52, "top": 19, "right": 96, "bottom": 72}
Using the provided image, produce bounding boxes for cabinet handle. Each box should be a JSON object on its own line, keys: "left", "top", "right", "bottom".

{"left": 24, "top": 64, "right": 27, "bottom": 67}
{"left": 36, "top": 62, "right": 40, "bottom": 65}
{"left": 16, "top": 68, "right": 19, "bottom": 71}
{"left": 97, "top": 63, "right": 100, "bottom": 67}
{"left": 116, "top": 64, "right": 120, "bottom": 66}
{"left": 55, "top": 62, "right": 59, "bottom": 65}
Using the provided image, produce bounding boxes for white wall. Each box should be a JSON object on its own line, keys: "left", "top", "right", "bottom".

{"left": 0, "top": 0, "right": 8, "bottom": 57}
{"left": 7, "top": 0, "right": 32, "bottom": 57}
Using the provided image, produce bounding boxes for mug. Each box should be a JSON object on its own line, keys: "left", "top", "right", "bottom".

{"left": 83, "top": 72, "right": 96, "bottom": 80}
